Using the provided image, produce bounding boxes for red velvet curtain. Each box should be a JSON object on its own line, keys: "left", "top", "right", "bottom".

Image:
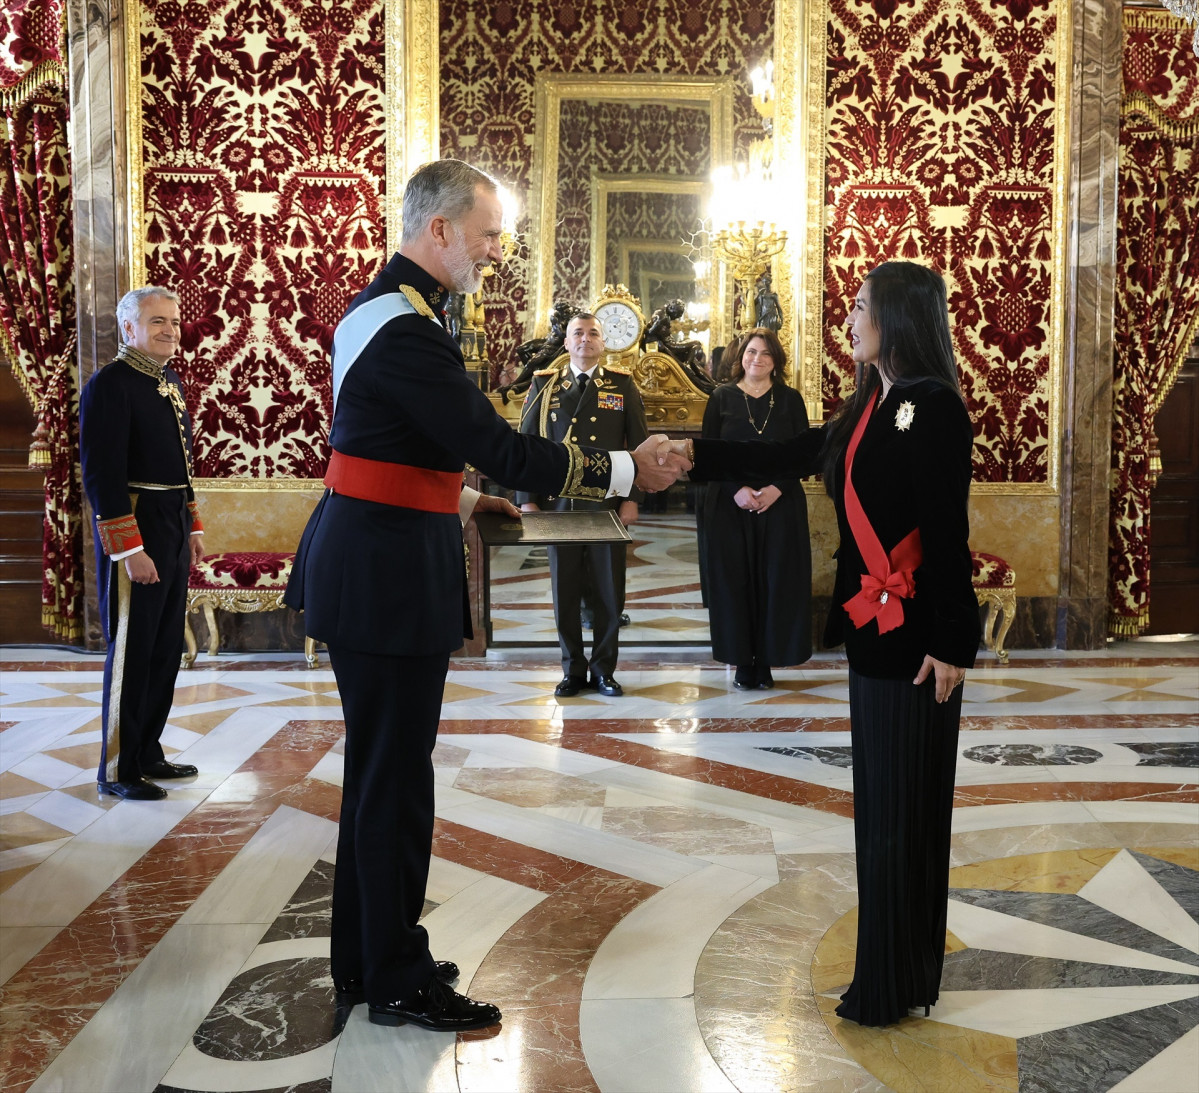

{"left": 0, "top": 0, "right": 81, "bottom": 640}
{"left": 1108, "top": 10, "right": 1199, "bottom": 637}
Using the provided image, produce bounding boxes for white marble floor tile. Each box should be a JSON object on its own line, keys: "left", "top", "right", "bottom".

{"left": 0, "top": 835, "right": 71, "bottom": 875}
{"left": 180, "top": 805, "right": 336, "bottom": 925}
{"left": 424, "top": 854, "right": 497, "bottom": 906}
{"left": 950, "top": 801, "right": 1108, "bottom": 833}
{"left": 945, "top": 899, "right": 1199, "bottom": 975}
{"left": 931, "top": 985, "right": 1199, "bottom": 1038}
{"left": 434, "top": 782, "right": 702, "bottom": 886}
{"left": 583, "top": 863, "right": 772, "bottom": 1000}
{"left": 0, "top": 925, "right": 58, "bottom": 986}
{"left": 422, "top": 872, "right": 546, "bottom": 988}
{"left": 580, "top": 997, "right": 737, "bottom": 1093}
{"left": 25, "top": 790, "right": 105, "bottom": 835}
{"left": 9, "top": 750, "right": 96, "bottom": 789}
{"left": 453, "top": 732, "right": 618, "bottom": 774}
{"left": 28, "top": 922, "right": 264, "bottom": 1093}
{"left": 1078, "top": 848, "right": 1199, "bottom": 954}
{"left": 1110, "top": 1022, "right": 1199, "bottom": 1092}
{"left": 589, "top": 764, "right": 847, "bottom": 837}
{"left": 333, "top": 1005, "right": 457, "bottom": 1093}
{"left": 1083, "top": 801, "right": 1199, "bottom": 826}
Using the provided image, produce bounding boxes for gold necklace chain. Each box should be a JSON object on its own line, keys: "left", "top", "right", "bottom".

{"left": 741, "top": 386, "right": 775, "bottom": 435}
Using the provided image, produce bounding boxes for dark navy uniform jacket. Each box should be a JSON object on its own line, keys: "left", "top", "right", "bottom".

{"left": 285, "top": 253, "right": 614, "bottom": 656}
{"left": 514, "top": 361, "right": 648, "bottom": 510}
{"left": 79, "top": 357, "right": 196, "bottom": 555}
{"left": 691, "top": 377, "right": 980, "bottom": 679}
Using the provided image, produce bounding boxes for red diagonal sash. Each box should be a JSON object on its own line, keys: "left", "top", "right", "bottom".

{"left": 841, "top": 389, "right": 922, "bottom": 634}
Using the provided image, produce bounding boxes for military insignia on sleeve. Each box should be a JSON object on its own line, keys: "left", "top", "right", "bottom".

{"left": 598, "top": 392, "right": 624, "bottom": 411}
{"left": 895, "top": 401, "right": 915, "bottom": 431}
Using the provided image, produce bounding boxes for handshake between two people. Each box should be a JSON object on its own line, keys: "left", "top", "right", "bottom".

{"left": 632, "top": 435, "right": 693, "bottom": 493}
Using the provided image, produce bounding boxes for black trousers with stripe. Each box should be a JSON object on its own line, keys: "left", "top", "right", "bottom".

{"left": 326, "top": 645, "right": 449, "bottom": 1002}
{"left": 97, "top": 490, "right": 191, "bottom": 784}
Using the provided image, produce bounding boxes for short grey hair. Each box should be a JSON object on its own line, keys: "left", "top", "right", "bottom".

{"left": 116, "top": 286, "right": 180, "bottom": 338}
{"left": 401, "top": 159, "right": 498, "bottom": 245}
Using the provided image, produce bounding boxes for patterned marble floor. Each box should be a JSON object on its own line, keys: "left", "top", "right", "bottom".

{"left": 1, "top": 636, "right": 1196, "bottom": 1092}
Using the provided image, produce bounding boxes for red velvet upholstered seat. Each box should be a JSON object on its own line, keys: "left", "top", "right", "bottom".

{"left": 183, "top": 551, "right": 315, "bottom": 668}
{"left": 969, "top": 549, "right": 1016, "bottom": 662}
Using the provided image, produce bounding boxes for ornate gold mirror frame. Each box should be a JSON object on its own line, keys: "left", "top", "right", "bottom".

{"left": 775, "top": 0, "right": 1070, "bottom": 495}
{"left": 589, "top": 172, "right": 709, "bottom": 335}
{"left": 529, "top": 74, "right": 735, "bottom": 341}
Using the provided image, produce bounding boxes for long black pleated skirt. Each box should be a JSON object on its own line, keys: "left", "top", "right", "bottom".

{"left": 835, "top": 668, "right": 963, "bottom": 1027}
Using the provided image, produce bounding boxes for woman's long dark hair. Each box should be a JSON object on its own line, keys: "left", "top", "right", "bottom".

{"left": 820, "top": 261, "right": 961, "bottom": 494}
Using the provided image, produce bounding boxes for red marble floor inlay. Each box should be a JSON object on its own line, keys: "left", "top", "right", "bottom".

{"left": 954, "top": 781, "right": 1199, "bottom": 807}
{"left": 0, "top": 719, "right": 344, "bottom": 1093}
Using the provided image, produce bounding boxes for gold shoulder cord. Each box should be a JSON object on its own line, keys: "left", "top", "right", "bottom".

{"left": 399, "top": 284, "right": 439, "bottom": 322}
{"left": 518, "top": 374, "right": 555, "bottom": 433}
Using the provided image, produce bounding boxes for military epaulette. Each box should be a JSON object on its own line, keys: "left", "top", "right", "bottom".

{"left": 533, "top": 367, "right": 556, "bottom": 376}
{"left": 604, "top": 364, "right": 632, "bottom": 376}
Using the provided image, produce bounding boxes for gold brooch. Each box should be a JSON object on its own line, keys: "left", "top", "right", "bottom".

{"left": 895, "top": 401, "right": 915, "bottom": 431}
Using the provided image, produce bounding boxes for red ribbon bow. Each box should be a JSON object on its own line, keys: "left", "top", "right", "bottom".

{"left": 841, "top": 390, "right": 922, "bottom": 635}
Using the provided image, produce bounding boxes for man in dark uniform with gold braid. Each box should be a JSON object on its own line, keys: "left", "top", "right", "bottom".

{"left": 515, "top": 314, "right": 648, "bottom": 696}
{"left": 79, "top": 287, "right": 205, "bottom": 802}
{"left": 284, "top": 159, "right": 683, "bottom": 1034}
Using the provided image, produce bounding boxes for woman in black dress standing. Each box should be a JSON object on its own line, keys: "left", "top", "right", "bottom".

{"left": 679, "top": 261, "right": 980, "bottom": 1026}
{"left": 698, "top": 328, "right": 812, "bottom": 689}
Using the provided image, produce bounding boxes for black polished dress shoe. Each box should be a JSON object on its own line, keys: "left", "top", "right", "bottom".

{"left": 554, "top": 675, "right": 588, "bottom": 697}
{"left": 368, "top": 976, "right": 501, "bottom": 1030}
{"left": 98, "top": 778, "right": 167, "bottom": 801}
{"left": 591, "top": 674, "right": 623, "bottom": 697}
{"left": 756, "top": 668, "right": 775, "bottom": 690}
{"left": 335, "top": 960, "right": 459, "bottom": 1003}
{"left": 733, "top": 667, "right": 756, "bottom": 691}
{"left": 142, "top": 759, "right": 198, "bottom": 779}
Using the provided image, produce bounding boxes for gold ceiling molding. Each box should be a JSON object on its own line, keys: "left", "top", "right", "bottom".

{"left": 529, "top": 74, "right": 735, "bottom": 339}
{"left": 588, "top": 173, "right": 710, "bottom": 309}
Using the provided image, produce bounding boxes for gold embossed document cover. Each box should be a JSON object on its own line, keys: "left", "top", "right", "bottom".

{"left": 474, "top": 509, "right": 631, "bottom": 546}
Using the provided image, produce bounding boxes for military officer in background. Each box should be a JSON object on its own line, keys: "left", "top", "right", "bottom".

{"left": 79, "top": 286, "right": 205, "bottom": 801}
{"left": 516, "top": 313, "right": 649, "bottom": 697}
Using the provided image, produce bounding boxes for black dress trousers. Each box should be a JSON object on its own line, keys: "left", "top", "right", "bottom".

{"left": 836, "top": 669, "right": 963, "bottom": 1027}
{"left": 97, "top": 489, "right": 191, "bottom": 784}
{"left": 326, "top": 645, "right": 449, "bottom": 1002}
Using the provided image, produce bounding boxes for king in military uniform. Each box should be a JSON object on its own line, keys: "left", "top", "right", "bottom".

{"left": 516, "top": 313, "right": 648, "bottom": 696}
{"left": 284, "top": 160, "right": 683, "bottom": 1034}
{"left": 79, "top": 287, "right": 205, "bottom": 802}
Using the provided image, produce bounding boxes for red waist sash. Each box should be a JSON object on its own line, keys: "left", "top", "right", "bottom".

{"left": 324, "top": 450, "right": 460, "bottom": 513}
{"left": 841, "top": 390, "right": 922, "bottom": 635}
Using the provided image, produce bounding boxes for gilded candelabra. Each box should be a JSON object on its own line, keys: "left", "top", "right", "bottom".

{"left": 461, "top": 189, "right": 519, "bottom": 387}
{"left": 708, "top": 60, "right": 787, "bottom": 331}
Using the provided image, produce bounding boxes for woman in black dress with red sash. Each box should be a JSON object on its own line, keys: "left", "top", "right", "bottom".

{"left": 681, "top": 261, "right": 980, "bottom": 1026}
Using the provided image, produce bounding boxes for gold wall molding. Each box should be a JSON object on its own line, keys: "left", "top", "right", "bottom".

{"left": 529, "top": 74, "right": 735, "bottom": 339}
{"left": 773, "top": 0, "right": 825, "bottom": 413}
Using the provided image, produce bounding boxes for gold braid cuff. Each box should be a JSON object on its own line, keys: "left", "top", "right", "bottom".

{"left": 560, "top": 442, "right": 609, "bottom": 501}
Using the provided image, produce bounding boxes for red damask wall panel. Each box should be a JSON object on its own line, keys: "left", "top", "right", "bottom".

{"left": 823, "top": 0, "right": 1058, "bottom": 484}
{"left": 139, "top": 0, "right": 386, "bottom": 476}
{"left": 439, "top": 0, "right": 774, "bottom": 381}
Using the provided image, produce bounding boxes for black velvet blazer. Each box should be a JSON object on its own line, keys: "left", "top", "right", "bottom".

{"left": 691, "top": 377, "right": 980, "bottom": 679}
